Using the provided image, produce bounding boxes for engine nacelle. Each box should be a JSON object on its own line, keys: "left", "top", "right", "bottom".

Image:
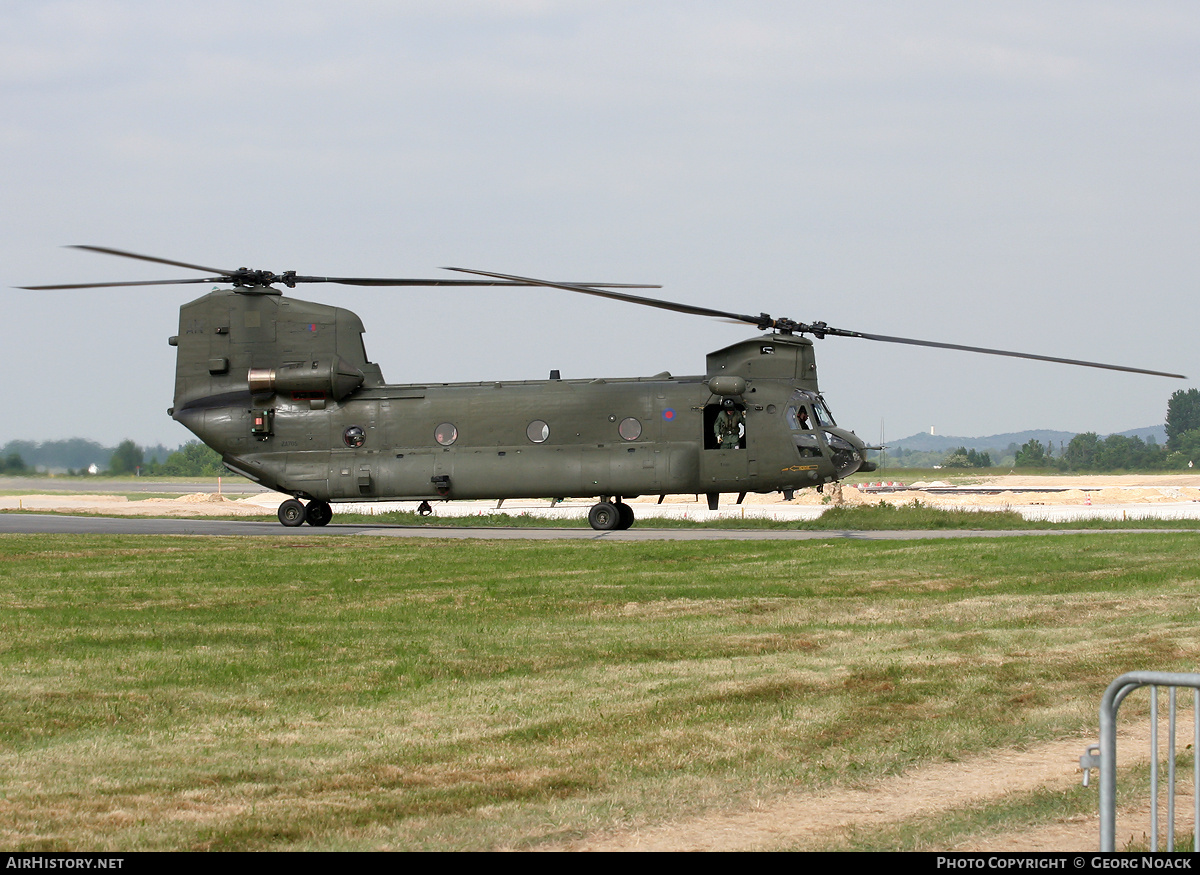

{"left": 248, "top": 356, "right": 364, "bottom": 401}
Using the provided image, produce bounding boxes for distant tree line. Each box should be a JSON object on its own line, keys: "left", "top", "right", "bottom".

{"left": 940, "top": 447, "right": 992, "bottom": 469}
{"left": 1, "top": 452, "right": 31, "bottom": 475}
{"left": 0, "top": 438, "right": 225, "bottom": 477}
{"left": 1028, "top": 388, "right": 1200, "bottom": 471}
{"left": 883, "top": 388, "right": 1200, "bottom": 472}
{"left": 102, "top": 440, "right": 227, "bottom": 477}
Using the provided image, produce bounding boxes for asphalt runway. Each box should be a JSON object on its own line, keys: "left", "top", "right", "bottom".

{"left": 0, "top": 513, "right": 1188, "bottom": 541}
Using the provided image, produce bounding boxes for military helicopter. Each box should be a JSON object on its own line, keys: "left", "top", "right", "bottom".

{"left": 23, "top": 246, "right": 1186, "bottom": 530}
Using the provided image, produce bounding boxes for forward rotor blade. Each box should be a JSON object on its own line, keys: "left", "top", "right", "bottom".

{"left": 447, "top": 268, "right": 1185, "bottom": 379}
{"left": 844, "top": 330, "right": 1187, "bottom": 379}
{"left": 446, "top": 267, "right": 762, "bottom": 324}
{"left": 68, "top": 246, "right": 237, "bottom": 276}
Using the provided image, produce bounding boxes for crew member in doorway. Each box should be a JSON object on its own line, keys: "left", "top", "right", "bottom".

{"left": 714, "top": 399, "right": 744, "bottom": 450}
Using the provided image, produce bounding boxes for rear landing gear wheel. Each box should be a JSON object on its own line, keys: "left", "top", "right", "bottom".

{"left": 278, "top": 498, "right": 305, "bottom": 527}
{"left": 588, "top": 501, "right": 620, "bottom": 531}
{"left": 305, "top": 500, "right": 332, "bottom": 527}
{"left": 616, "top": 502, "right": 635, "bottom": 530}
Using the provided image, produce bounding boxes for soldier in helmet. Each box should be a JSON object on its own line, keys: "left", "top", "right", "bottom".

{"left": 714, "top": 398, "right": 744, "bottom": 450}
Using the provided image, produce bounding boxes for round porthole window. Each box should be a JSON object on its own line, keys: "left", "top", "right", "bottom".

{"left": 618, "top": 417, "right": 642, "bottom": 441}
{"left": 527, "top": 420, "right": 550, "bottom": 443}
{"left": 343, "top": 426, "right": 365, "bottom": 448}
{"left": 435, "top": 423, "right": 458, "bottom": 446}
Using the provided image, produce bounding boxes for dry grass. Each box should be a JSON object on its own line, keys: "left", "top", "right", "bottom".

{"left": 1, "top": 532, "right": 1197, "bottom": 850}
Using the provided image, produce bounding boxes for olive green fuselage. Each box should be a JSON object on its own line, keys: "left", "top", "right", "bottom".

{"left": 170, "top": 288, "right": 869, "bottom": 504}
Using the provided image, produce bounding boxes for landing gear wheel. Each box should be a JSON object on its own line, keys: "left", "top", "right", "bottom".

{"left": 305, "top": 500, "right": 332, "bottom": 527}
{"left": 278, "top": 498, "right": 305, "bottom": 527}
{"left": 616, "top": 502, "right": 635, "bottom": 530}
{"left": 588, "top": 501, "right": 621, "bottom": 531}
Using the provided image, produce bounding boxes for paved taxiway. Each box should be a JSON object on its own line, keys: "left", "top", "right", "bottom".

{"left": 0, "top": 513, "right": 1189, "bottom": 541}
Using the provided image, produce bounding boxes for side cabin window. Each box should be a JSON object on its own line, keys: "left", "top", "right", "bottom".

{"left": 704, "top": 402, "right": 746, "bottom": 450}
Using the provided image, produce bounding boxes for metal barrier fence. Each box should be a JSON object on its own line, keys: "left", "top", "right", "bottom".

{"left": 1080, "top": 671, "right": 1200, "bottom": 851}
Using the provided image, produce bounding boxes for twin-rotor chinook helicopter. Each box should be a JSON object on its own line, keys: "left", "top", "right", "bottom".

{"left": 25, "top": 246, "right": 1186, "bottom": 529}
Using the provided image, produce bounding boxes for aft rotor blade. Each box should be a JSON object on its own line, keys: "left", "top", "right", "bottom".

{"left": 446, "top": 267, "right": 764, "bottom": 324}
{"left": 293, "top": 275, "right": 661, "bottom": 289}
{"left": 846, "top": 330, "right": 1187, "bottom": 379}
{"left": 20, "top": 276, "right": 661, "bottom": 291}
{"left": 19, "top": 278, "right": 228, "bottom": 290}
{"left": 19, "top": 276, "right": 660, "bottom": 291}
{"left": 68, "top": 245, "right": 238, "bottom": 276}
{"left": 45, "top": 248, "right": 663, "bottom": 290}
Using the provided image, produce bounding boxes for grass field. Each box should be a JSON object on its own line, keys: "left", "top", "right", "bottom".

{"left": 332, "top": 503, "right": 1200, "bottom": 530}
{"left": 2, "top": 532, "right": 1198, "bottom": 850}
{"left": 7, "top": 501, "right": 1200, "bottom": 530}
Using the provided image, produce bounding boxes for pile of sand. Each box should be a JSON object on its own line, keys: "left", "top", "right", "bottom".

{"left": 173, "top": 492, "right": 237, "bottom": 504}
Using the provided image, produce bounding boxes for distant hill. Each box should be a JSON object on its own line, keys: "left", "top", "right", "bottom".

{"left": 888, "top": 425, "right": 1166, "bottom": 454}
{"left": 891, "top": 430, "right": 1070, "bottom": 454}
{"left": 1116, "top": 425, "right": 1168, "bottom": 444}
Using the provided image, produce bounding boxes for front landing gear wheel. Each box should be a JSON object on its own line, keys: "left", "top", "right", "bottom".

{"left": 588, "top": 501, "right": 621, "bottom": 531}
{"left": 278, "top": 498, "right": 305, "bottom": 527}
{"left": 616, "top": 502, "right": 635, "bottom": 530}
{"left": 305, "top": 500, "right": 332, "bottom": 527}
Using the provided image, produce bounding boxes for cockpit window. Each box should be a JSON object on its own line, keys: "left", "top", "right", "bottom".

{"left": 786, "top": 389, "right": 820, "bottom": 431}
{"left": 786, "top": 405, "right": 812, "bottom": 430}
{"left": 812, "top": 398, "right": 835, "bottom": 427}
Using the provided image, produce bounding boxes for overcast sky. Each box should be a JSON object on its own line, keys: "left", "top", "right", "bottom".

{"left": 2, "top": 1, "right": 1196, "bottom": 448}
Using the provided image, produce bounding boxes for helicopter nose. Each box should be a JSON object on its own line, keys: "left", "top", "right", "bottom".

{"left": 823, "top": 431, "right": 867, "bottom": 479}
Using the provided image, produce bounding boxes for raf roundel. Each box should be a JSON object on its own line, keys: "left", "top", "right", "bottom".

{"left": 662, "top": 408, "right": 676, "bottom": 421}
